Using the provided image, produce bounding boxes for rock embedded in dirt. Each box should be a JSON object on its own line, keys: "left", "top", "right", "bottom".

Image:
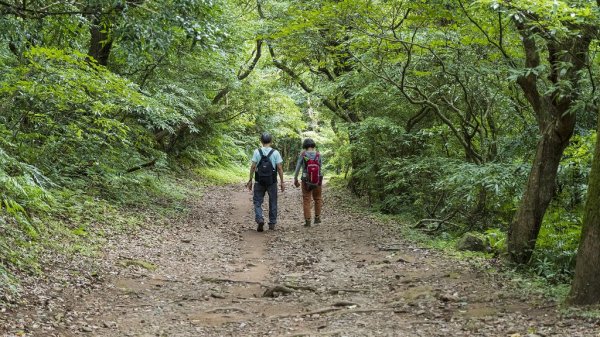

{"left": 437, "top": 292, "right": 460, "bottom": 302}
{"left": 456, "top": 232, "right": 490, "bottom": 252}
{"left": 80, "top": 325, "right": 94, "bottom": 332}
{"left": 103, "top": 321, "right": 118, "bottom": 328}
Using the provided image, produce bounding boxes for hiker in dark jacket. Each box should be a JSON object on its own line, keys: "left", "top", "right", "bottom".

{"left": 247, "top": 133, "right": 284, "bottom": 232}
{"left": 293, "top": 138, "right": 323, "bottom": 227}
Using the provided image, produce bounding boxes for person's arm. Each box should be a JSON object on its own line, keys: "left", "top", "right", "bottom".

{"left": 293, "top": 154, "right": 303, "bottom": 187}
{"left": 319, "top": 153, "right": 323, "bottom": 175}
{"left": 247, "top": 149, "right": 259, "bottom": 190}
{"left": 247, "top": 162, "right": 256, "bottom": 190}
{"left": 318, "top": 153, "right": 324, "bottom": 185}
{"left": 277, "top": 163, "right": 285, "bottom": 191}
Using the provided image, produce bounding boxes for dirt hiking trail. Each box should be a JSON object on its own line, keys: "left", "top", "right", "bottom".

{"left": 2, "top": 181, "right": 599, "bottom": 336}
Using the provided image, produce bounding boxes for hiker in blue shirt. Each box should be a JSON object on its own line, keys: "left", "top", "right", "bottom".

{"left": 246, "top": 133, "right": 285, "bottom": 232}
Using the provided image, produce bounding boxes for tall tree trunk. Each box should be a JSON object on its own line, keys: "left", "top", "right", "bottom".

{"left": 88, "top": 17, "right": 113, "bottom": 66}
{"left": 507, "top": 114, "right": 575, "bottom": 263}
{"left": 87, "top": 1, "right": 146, "bottom": 66}
{"left": 505, "top": 22, "right": 591, "bottom": 264}
{"left": 568, "top": 115, "right": 600, "bottom": 305}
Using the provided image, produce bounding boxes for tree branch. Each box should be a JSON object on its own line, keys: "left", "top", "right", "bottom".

{"left": 213, "top": 39, "right": 263, "bottom": 105}
{"left": 0, "top": 0, "right": 103, "bottom": 17}
{"left": 457, "top": 0, "right": 515, "bottom": 67}
{"left": 126, "top": 158, "right": 157, "bottom": 173}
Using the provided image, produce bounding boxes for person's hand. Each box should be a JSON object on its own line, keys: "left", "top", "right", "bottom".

{"left": 294, "top": 179, "right": 300, "bottom": 188}
{"left": 280, "top": 181, "right": 285, "bottom": 192}
{"left": 246, "top": 180, "right": 253, "bottom": 191}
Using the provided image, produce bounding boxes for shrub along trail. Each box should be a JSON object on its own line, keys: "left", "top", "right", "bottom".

{"left": 2, "top": 181, "right": 599, "bottom": 337}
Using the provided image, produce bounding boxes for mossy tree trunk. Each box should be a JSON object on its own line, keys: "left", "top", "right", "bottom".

{"left": 568, "top": 115, "right": 600, "bottom": 305}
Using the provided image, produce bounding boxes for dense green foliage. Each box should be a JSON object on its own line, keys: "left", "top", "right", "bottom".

{"left": 2, "top": 0, "right": 600, "bottom": 304}
{"left": 0, "top": 0, "right": 310, "bottom": 300}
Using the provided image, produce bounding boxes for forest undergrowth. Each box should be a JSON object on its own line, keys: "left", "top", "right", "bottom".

{"left": 0, "top": 166, "right": 245, "bottom": 306}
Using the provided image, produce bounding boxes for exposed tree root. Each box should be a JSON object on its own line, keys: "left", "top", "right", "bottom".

{"left": 205, "top": 307, "right": 249, "bottom": 314}
{"left": 201, "top": 276, "right": 262, "bottom": 285}
{"left": 328, "top": 288, "right": 369, "bottom": 294}
{"left": 263, "top": 285, "right": 294, "bottom": 297}
{"left": 332, "top": 301, "right": 358, "bottom": 307}
{"left": 284, "top": 283, "right": 317, "bottom": 292}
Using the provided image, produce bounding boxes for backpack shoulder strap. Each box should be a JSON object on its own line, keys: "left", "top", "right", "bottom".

{"left": 266, "top": 148, "right": 275, "bottom": 158}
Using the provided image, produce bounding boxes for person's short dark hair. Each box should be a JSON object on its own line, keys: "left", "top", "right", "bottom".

{"left": 260, "top": 133, "right": 272, "bottom": 144}
{"left": 302, "top": 138, "right": 316, "bottom": 149}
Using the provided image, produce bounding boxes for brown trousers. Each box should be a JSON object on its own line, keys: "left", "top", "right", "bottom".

{"left": 302, "top": 183, "right": 322, "bottom": 220}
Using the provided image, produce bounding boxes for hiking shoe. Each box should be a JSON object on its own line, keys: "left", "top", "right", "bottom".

{"left": 257, "top": 222, "right": 264, "bottom": 232}
{"left": 304, "top": 219, "right": 311, "bottom": 227}
{"left": 268, "top": 224, "right": 276, "bottom": 230}
{"left": 314, "top": 216, "right": 321, "bottom": 224}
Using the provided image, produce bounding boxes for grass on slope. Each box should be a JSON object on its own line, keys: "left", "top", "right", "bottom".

{"left": 0, "top": 165, "right": 245, "bottom": 304}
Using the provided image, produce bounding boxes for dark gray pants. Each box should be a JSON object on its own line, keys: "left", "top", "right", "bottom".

{"left": 253, "top": 181, "right": 278, "bottom": 225}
